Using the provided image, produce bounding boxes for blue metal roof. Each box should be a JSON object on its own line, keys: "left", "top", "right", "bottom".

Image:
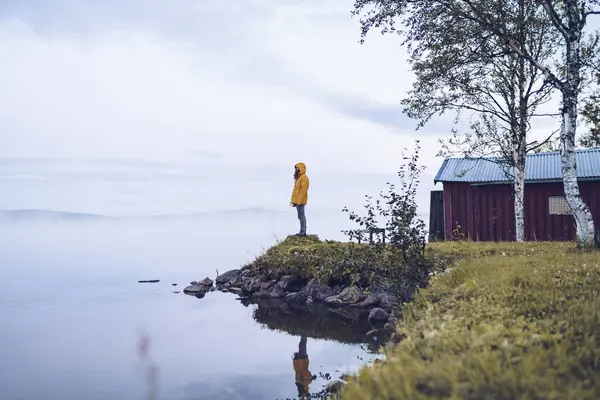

{"left": 434, "top": 148, "right": 600, "bottom": 183}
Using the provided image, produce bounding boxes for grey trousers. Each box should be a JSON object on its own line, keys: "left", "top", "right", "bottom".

{"left": 298, "top": 335, "right": 307, "bottom": 357}
{"left": 296, "top": 205, "right": 307, "bottom": 235}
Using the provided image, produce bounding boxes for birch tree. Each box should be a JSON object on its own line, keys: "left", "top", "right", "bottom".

{"left": 352, "top": 0, "right": 600, "bottom": 246}
{"left": 396, "top": 0, "right": 558, "bottom": 241}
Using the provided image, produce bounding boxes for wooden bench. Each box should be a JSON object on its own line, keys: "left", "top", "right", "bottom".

{"left": 357, "top": 227, "right": 386, "bottom": 245}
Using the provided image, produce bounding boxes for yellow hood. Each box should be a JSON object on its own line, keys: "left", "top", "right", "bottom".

{"left": 295, "top": 162, "right": 306, "bottom": 176}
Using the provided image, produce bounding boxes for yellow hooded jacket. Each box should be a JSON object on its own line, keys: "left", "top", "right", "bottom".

{"left": 293, "top": 356, "right": 312, "bottom": 395}
{"left": 291, "top": 162, "right": 309, "bottom": 206}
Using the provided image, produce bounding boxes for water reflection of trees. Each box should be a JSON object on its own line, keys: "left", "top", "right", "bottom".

{"left": 245, "top": 298, "right": 391, "bottom": 354}
{"left": 242, "top": 298, "right": 392, "bottom": 399}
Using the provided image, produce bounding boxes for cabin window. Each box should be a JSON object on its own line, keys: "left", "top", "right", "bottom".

{"left": 548, "top": 196, "right": 571, "bottom": 215}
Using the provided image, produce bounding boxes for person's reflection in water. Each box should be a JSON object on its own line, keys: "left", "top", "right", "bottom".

{"left": 293, "top": 334, "right": 312, "bottom": 399}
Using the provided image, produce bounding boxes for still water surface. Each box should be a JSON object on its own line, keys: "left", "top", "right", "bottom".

{"left": 0, "top": 213, "right": 381, "bottom": 400}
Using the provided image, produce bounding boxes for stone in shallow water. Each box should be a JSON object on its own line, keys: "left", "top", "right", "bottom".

{"left": 368, "top": 307, "right": 390, "bottom": 322}
{"left": 199, "top": 277, "right": 213, "bottom": 286}
{"left": 183, "top": 285, "right": 210, "bottom": 294}
{"left": 215, "top": 269, "right": 240, "bottom": 285}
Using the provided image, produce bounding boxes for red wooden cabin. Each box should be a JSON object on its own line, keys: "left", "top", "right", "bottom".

{"left": 431, "top": 149, "right": 600, "bottom": 241}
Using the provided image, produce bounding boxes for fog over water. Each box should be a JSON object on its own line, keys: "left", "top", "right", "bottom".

{"left": 0, "top": 157, "right": 429, "bottom": 400}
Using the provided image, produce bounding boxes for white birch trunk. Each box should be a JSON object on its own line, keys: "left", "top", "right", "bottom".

{"left": 561, "top": 25, "right": 596, "bottom": 246}
{"left": 514, "top": 37, "right": 527, "bottom": 243}
{"left": 513, "top": 162, "right": 526, "bottom": 242}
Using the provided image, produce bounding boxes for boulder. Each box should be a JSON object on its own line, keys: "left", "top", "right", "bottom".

{"left": 285, "top": 291, "right": 308, "bottom": 304}
{"left": 277, "top": 275, "right": 307, "bottom": 292}
{"left": 331, "top": 285, "right": 343, "bottom": 295}
{"left": 255, "top": 285, "right": 287, "bottom": 299}
{"left": 306, "top": 280, "right": 334, "bottom": 302}
{"left": 244, "top": 276, "right": 263, "bottom": 294}
{"left": 356, "top": 295, "right": 379, "bottom": 308}
{"left": 199, "top": 277, "right": 213, "bottom": 287}
{"left": 183, "top": 284, "right": 210, "bottom": 294}
{"left": 324, "top": 286, "right": 364, "bottom": 306}
{"left": 260, "top": 280, "right": 275, "bottom": 291}
{"left": 252, "top": 290, "right": 270, "bottom": 299}
{"left": 277, "top": 275, "right": 293, "bottom": 291}
{"left": 375, "top": 291, "right": 399, "bottom": 311}
{"left": 216, "top": 269, "right": 240, "bottom": 285}
{"left": 228, "top": 275, "right": 243, "bottom": 287}
{"left": 269, "top": 285, "right": 286, "bottom": 298}
{"left": 368, "top": 307, "right": 390, "bottom": 322}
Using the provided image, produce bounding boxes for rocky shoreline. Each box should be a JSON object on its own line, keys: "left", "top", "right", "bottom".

{"left": 184, "top": 265, "right": 405, "bottom": 327}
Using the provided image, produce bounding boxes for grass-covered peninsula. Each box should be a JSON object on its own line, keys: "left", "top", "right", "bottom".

{"left": 214, "top": 234, "right": 437, "bottom": 327}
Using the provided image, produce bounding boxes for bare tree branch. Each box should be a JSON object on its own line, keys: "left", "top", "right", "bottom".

{"left": 537, "top": 0, "right": 571, "bottom": 39}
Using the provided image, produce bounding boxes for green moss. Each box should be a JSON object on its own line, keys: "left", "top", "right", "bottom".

{"left": 341, "top": 241, "right": 600, "bottom": 399}
{"left": 246, "top": 235, "right": 421, "bottom": 289}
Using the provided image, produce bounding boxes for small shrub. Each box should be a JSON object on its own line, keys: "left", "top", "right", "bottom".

{"left": 342, "top": 141, "right": 427, "bottom": 263}
{"left": 341, "top": 140, "right": 430, "bottom": 290}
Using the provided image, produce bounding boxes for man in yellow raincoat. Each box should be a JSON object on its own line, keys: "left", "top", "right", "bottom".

{"left": 291, "top": 162, "right": 310, "bottom": 236}
{"left": 293, "top": 334, "right": 312, "bottom": 399}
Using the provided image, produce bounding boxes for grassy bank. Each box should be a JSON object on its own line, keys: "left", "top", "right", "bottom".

{"left": 246, "top": 235, "right": 430, "bottom": 291}
{"left": 341, "top": 241, "right": 600, "bottom": 399}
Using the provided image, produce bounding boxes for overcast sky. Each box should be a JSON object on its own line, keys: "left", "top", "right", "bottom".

{"left": 0, "top": 0, "right": 582, "bottom": 216}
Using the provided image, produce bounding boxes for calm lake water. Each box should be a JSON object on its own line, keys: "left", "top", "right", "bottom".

{"left": 0, "top": 212, "right": 383, "bottom": 400}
